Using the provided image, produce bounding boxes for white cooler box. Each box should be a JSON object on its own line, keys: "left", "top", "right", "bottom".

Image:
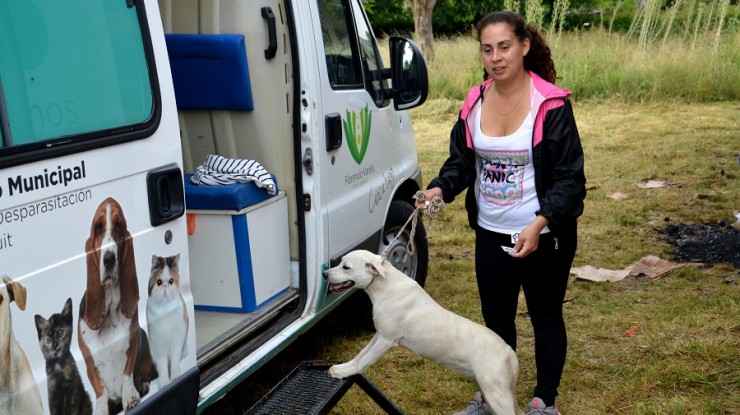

{"left": 184, "top": 176, "right": 290, "bottom": 312}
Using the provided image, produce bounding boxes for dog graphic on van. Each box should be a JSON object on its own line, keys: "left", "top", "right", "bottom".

{"left": 0, "top": 275, "right": 44, "bottom": 415}
{"left": 77, "top": 197, "right": 158, "bottom": 414}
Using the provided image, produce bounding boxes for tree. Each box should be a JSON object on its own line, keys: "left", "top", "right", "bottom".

{"left": 411, "top": 0, "right": 438, "bottom": 63}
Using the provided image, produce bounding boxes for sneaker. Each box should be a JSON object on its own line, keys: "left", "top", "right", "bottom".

{"left": 526, "top": 397, "right": 562, "bottom": 415}
{"left": 452, "top": 392, "right": 491, "bottom": 415}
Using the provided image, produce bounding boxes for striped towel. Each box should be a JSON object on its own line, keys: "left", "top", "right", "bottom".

{"left": 190, "top": 154, "right": 276, "bottom": 195}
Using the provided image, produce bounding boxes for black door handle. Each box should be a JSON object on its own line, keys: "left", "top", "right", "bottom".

{"left": 262, "top": 7, "right": 277, "bottom": 60}
{"left": 325, "top": 113, "right": 342, "bottom": 152}
{"left": 146, "top": 165, "right": 185, "bottom": 226}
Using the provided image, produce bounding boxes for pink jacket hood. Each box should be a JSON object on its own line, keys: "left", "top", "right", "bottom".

{"left": 459, "top": 71, "right": 571, "bottom": 148}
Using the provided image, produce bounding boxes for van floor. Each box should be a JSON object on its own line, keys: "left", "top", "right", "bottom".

{"left": 194, "top": 288, "right": 300, "bottom": 363}
{"left": 195, "top": 311, "right": 252, "bottom": 350}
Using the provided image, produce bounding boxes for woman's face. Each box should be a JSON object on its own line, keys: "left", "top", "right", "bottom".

{"left": 479, "top": 22, "right": 530, "bottom": 84}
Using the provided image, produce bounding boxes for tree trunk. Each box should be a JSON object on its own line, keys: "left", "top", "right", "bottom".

{"left": 412, "top": 0, "right": 437, "bottom": 63}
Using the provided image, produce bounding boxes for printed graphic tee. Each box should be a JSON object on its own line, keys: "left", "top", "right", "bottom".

{"left": 473, "top": 103, "right": 549, "bottom": 235}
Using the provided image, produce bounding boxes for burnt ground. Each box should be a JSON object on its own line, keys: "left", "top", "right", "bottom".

{"left": 662, "top": 221, "right": 740, "bottom": 268}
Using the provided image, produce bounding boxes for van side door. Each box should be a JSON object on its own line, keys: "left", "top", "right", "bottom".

{"left": 313, "top": 0, "right": 404, "bottom": 267}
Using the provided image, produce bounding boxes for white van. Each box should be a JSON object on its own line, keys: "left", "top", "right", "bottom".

{"left": 0, "top": 0, "right": 428, "bottom": 414}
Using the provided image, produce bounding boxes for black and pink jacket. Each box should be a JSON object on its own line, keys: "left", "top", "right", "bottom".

{"left": 428, "top": 71, "right": 586, "bottom": 233}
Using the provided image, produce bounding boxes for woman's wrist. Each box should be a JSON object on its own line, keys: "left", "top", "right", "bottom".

{"left": 531, "top": 215, "right": 549, "bottom": 232}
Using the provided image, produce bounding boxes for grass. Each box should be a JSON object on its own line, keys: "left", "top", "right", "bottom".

{"left": 401, "top": 98, "right": 739, "bottom": 412}
{"left": 429, "top": 29, "right": 740, "bottom": 104}
{"left": 555, "top": 29, "right": 740, "bottom": 103}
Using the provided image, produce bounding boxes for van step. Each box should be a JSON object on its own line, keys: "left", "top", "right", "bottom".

{"left": 244, "top": 361, "right": 405, "bottom": 415}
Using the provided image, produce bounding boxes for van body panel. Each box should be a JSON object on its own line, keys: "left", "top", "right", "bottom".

{"left": 0, "top": 0, "right": 198, "bottom": 413}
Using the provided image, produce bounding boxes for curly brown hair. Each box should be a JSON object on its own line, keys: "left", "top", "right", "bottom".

{"left": 476, "top": 11, "right": 558, "bottom": 84}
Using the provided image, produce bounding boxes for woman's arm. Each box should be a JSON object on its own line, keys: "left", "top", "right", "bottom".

{"left": 424, "top": 117, "right": 477, "bottom": 204}
{"left": 535, "top": 99, "right": 587, "bottom": 227}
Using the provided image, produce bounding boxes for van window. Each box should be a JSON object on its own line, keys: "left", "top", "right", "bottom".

{"left": 319, "top": 0, "right": 363, "bottom": 89}
{"left": 348, "top": 0, "right": 389, "bottom": 107}
{"left": 319, "top": 0, "right": 389, "bottom": 107}
{"left": 0, "top": 0, "right": 155, "bottom": 151}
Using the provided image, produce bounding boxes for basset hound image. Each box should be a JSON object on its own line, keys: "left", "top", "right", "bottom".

{"left": 78, "top": 197, "right": 158, "bottom": 414}
{"left": 0, "top": 275, "right": 44, "bottom": 415}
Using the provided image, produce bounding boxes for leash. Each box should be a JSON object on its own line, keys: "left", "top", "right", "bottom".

{"left": 381, "top": 191, "right": 444, "bottom": 259}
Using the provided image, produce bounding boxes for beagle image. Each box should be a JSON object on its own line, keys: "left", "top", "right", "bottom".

{"left": 0, "top": 275, "right": 44, "bottom": 415}
{"left": 78, "top": 197, "right": 157, "bottom": 414}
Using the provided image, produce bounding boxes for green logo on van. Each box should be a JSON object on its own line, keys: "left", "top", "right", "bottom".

{"left": 343, "top": 105, "right": 372, "bottom": 165}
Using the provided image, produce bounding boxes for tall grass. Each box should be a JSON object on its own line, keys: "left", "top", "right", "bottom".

{"left": 557, "top": 28, "right": 740, "bottom": 102}
{"left": 425, "top": 36, "right": 483, "bottom": 102}
{"left": 417, "top": 2, "right": 739, "bottom": 104}
{"left": 550, "top": 0, "right": 571, "bottom": 47}
{"left": 525, "top": 0, "right": 546, "bottom": 32}
{"left": 713, "top": 0, "right": 732, "bottom": 54}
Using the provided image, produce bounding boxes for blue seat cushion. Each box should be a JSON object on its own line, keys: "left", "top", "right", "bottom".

{"left": 184, "top": 174, "right": 278, "bottom": 211}
{"left": 165, "top": 34, "right": 254, "bottom": 111}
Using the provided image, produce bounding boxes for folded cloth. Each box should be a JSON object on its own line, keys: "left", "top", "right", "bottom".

{"left": 191, "top": 154, "right": 276, "bottom": 195}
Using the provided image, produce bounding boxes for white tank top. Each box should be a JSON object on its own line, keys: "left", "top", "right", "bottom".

{"left": 473, "top": 104, "right": 549, "bottom": 235}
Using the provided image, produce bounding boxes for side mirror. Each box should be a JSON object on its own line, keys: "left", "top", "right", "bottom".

{"left": 388, "top": 37, "right": 428, "bottom": 111}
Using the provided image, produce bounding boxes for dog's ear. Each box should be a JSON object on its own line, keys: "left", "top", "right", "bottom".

{"left": 84, "top": 238, "right": 105, "bottom": 330}
{"left": 119, "top": 235, "right": 139, "bottom": 319}
{"left": 3, "top": 275, "right": 27, "bottom": 310}
{"left": 365, "top": 256, "right": 387, "bottom": 279}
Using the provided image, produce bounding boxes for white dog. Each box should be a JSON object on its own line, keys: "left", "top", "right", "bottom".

{"left": 0, "top": 275, "right": 44, "bottom": 415}
{"left": 323, "top": 250, "right": 523, "bottom": 415}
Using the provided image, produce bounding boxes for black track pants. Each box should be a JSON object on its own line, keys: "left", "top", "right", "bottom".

{"left": 474, "top": 226, "right": 577, "bottom": 407}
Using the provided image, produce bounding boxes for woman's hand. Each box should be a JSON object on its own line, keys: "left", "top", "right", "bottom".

{"left": 415, "top": 187, "right": 443, "bottom": 211}
{"left": 510, "top": 215, "right": 549, "bottom": 258}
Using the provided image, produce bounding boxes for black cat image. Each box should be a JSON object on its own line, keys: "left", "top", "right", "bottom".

{"left": 35, "top": 298, "right": 93, "bottom": 415}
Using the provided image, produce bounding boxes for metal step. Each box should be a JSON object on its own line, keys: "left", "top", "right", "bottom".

{"left": 244, "top": 361, "right": 405, "bottom": 415}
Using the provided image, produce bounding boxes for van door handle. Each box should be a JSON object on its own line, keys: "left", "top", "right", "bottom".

{"left": 146, "top": 165, "right": 185, "bottom": 226}
{"left": 261, "top": 7, "right": 277, "bottom": 60}
{"left": 325, "top": 113, "right": 342, "bottom": 152}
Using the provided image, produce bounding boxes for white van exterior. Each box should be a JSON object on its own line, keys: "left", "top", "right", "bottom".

{"left": 0, "top": 0, "right": 428, "bottom": 413}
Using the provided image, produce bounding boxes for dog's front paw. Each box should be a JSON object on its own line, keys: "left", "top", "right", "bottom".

{"left": 123, "top": 393, "right": 141, "bottom": 411}
{"left": 122, "top": 375, "right": 142, "bottom": 410}
{"left": 328, "top": 363, "right": 358, "bottom": 379}
{"left": 94, "top": 395, "right": 109, "bottom": 415}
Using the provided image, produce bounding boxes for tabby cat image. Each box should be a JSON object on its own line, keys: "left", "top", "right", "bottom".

{"left": 35, "top": 298, "right": 92, "bottom": 415}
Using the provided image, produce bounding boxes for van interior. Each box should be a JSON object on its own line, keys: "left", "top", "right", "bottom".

{"left": 158, "top": 0, "right": 302, "bottom": 376}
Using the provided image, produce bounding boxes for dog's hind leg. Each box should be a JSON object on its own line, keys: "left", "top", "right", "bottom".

{"left": 328, "top": 334, "right": 396, "bottom": 379}
{"left": 477, "top": 375, "right": 523, "bottom": 415}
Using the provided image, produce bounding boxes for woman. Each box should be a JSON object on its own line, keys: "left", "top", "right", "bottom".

{"left": 417, "top": 11, "right": 586, "bottom": 415}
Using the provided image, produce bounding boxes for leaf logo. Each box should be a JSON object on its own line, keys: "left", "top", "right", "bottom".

{"left": 343, "top": 104, "right": 372, "bottom": 165}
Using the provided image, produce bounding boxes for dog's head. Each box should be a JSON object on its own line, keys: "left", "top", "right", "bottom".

{"left": 86, "top": 197, "right": 133, "bottom": 287}
{"left": 83, "top": 197, "right": 139, "bottom": 329}
{"left": 323, "top": 250, "right": 387, "bottom": 293}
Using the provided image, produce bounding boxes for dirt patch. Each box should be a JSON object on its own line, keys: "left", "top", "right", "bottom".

{"left": 662, "top": 222, "right": 740, "bottom": 268}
